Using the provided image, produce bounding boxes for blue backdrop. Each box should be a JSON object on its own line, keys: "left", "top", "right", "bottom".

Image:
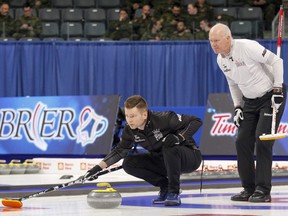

{"left": 0, "top": 40, "right": 287, "bottom": 107}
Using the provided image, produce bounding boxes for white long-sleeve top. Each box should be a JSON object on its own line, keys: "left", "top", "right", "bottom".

{"left": 217, "top": 39, "right": 284, "bottom": 107}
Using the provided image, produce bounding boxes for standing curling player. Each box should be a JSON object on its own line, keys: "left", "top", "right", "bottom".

{"left": 209, "top": 23, "right": 286, "bottom": 202}
{"left": 83, "top": 95, "right": 202, "bottom": 206}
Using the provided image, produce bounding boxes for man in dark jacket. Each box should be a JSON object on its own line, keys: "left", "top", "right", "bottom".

{"left": 0, "top": 2, "right": 15, "bottom": 37}
{"left": 83, "top": 95, "right": 203, "bottom": 206}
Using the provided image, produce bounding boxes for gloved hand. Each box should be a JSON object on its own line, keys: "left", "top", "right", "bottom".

{"left": 233, "top": 106, "right": 244, "bottom": 128}
{"left": 271, "top": 88, "right": 283, "bottom": 111}
{"left": 162, "top": 133, "right": 185, "bottom": 147}
{"left": 83, "top": 165, "right": 102, "bottom": 181}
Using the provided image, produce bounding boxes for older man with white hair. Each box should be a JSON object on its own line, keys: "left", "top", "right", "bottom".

{"left": 209, "top": 23, "right": 286, "bottom": 203}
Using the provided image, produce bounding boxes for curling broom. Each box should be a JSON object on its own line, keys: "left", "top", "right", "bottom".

{"left": 259, "top": 5, "right": 286, "bottom": 141}
{"left": 1, "top": 165, "right": 122, "bottom": 208}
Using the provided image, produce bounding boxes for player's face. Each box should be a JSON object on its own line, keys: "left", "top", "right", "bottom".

{"left": 209, "top": 31, "right": 231, "bottom": 55}
{"left": 125, "top": 107, "right": 147, "bottom": 130}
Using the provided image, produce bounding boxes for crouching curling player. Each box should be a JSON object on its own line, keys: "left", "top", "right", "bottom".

{"left": 83, "top": 95, "right": 203, "bottom": 206}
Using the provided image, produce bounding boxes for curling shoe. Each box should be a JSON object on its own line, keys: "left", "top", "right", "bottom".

{"left": 248, "top": 190, "right": 271, "bottom": 203}
{"left": 231, "top": 190, "right": 253, "bottom": 201}
{"left": 164, "top": 192, "right": 181, "bottom": 206}
{"left": 152, "top": 189, "right": 168, "bottom": 204}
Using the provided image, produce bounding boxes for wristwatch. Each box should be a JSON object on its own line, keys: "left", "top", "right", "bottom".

{"left": 273, "top": 87, "right": 283, "bottom": 93}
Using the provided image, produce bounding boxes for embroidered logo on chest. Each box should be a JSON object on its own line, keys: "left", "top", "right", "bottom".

{"left": 134, "top": 135, "right": 145, "bottom": 142}
{"left": 235, "top": 59, "right": 246, "bottom": 67}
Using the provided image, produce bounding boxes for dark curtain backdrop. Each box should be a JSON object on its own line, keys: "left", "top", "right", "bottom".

{"left": 0, "top": 40, "right": 287, "bottom": 106}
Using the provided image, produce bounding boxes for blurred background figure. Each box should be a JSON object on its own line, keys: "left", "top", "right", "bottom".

{"left": 106, "top": 8, "right": 133, "bottom": 40}
{"left": 170, "top": 19, "right": 193, "bottom": 40}
{"left": 195, "top": 19, "right": 211, "bottom": 40}
{"left": 0, "top": 2, "right": 15, "bottom": 38}
{"left": 13, "top": 3, "right": 42, "bottom": 40}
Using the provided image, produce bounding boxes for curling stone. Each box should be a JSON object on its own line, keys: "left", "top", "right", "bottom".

{"left": 23, "top": 159, "right": 40, "bottom": 174}
{"left": 9, "top": 159, "right": 26, "bottom": 174}
{"left": 87, "top": 182, "right": 122, "bottom": 209}
{"left": 0, "top": 160, "right": 11, "bottom": 175}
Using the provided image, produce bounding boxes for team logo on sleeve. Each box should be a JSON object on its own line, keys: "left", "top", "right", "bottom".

{"left": 152, "top": 129, "right": 163, "bottom": 141}
{"left": 262, "top": 49, "right": 267, "bottom": 57}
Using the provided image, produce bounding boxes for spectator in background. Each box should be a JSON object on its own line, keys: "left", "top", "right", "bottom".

{"left": 132, "top": 4, "right": 154, "bottom": 40}
{"left": 141, "top": 18, "right": 168, "bottom": 41}
{"left": 13, "top": 3, "right": 42, "bottom": 40}
{"left": 246, "top": 0, "right": 275, "bottom": 31}
{"left": 170, "top": 19, "right": 193, "bottom": 40}
{"left": 194, "top": 0, "right": 213, "bottom": 21}
{"left": 106, "top": 8, "right": 133, "bottom": 40}
{"left": 161, "top": 2, "right": 185, "bottom": 34}
{"left": 152, "top": 0, "right": 181, "bottom": 19}
{"left": 125, "top": 0, "right": 154, "bottom": 19}
{"left": 28, "top": 0, "right": 51, "bottom": 13}
{"left": 0, "top": 2, "right": 15, "bottom": 37}
{"left": 185, "top": 3, "right": 207, "bottom": 34}
{"left": 194, "top": 19, "right": 211, "bottom": 40}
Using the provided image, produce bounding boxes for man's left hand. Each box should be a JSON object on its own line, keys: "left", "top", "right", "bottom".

{"left": 271, "top": 88, "right": 283, "bottom": 111}
{"left": 162, "top": 134, "right": 185, "bottom": 147}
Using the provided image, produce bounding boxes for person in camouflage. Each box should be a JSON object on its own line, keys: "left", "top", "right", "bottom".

{"left": 13, "top": 3, "right": 42, "bottom": 40}
{"left": 0, "top": 2, "right": 15, "bottom": 37}
{"left": 152, "top": 0, "right": 181, "bottom": 19}
{"left": 185, "top": 3, "right": 207, "bottom": 34}
{"left": 194, "top": 0, "right": 213, "bottom": 21}
{"left": 141, "top": 18, "right": 168, "bottom": 40}
{"left": 106, "top": 8, "right": 133, "bottom": 40}
{"left": 194, "top": 19, "right": 211, "bottom": 40}
{"left": 170, "top": 19, "right": 193, "bottom": 40}
{"left": 132, "top": 4, "right": 154, "bottom": 40}
{"left": 161, "top": 2, "right": 185, "bottom": 35}
{"left": 246, "top": 0, "right": 275, "bottom": 31}
{"left": 124, "top": 0, "right": 150, "bottom": 19}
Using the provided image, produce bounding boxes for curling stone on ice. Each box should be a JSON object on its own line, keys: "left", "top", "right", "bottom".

{"left": 9, "top": 159, "right": 26, "bottom": 174}
{"left": 87, "top": 182, "right": 122, "bottom": 209}
{"left": 23, "top": 159, "right": 40, "bottom": 174}
{"left": 0, "top": 160, "right": 11, "bottom": 175}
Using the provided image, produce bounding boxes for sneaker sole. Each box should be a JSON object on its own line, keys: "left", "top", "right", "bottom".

{"left": 152, "top": 201, "right": 165, "bottom": 204}
{"left": 164, "top": 201, "right": 181, "bottom": 206}
{"left": 249, "top": 198, "right": 271, "bottom": 203}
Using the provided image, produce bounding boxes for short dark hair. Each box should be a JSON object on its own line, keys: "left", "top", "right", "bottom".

{"left": 124, "top": 95, "right": 148, "bottom": 111}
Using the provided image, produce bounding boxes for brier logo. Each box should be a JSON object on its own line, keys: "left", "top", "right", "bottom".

{"left": 0, "top": 102, "right": 109, "bottom": 151}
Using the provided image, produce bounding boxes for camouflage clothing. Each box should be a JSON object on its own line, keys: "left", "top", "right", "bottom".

{"left": 133, "top": 14, "right": 154, "bottom": 39}
{"left": 13, "top": 15, "right": 42, "bottom": 39}
{"left": 184, "top": 13, "right": 207, "bottom": 32}
{"left": 170, "top": 29, "right": 193, "bottom": 40}
{"left": 151, "top": 0, "right": 181, "bottom": 19}
{"left": 194, "top": 30, "right": 208, "bottom": 40}
{"left": 106, "top": 19, "right": 133, "bottom": 40}
{"left": 0, "top": 13, "right": 15, "bottom": 37}
{"left": 194, "top": 1, "right": 213, "bottom": 20}
{"left": 161, "top": 11, "right": 185, "bottom": 34}
{"left": 141, "top": 29, "right": 168, "bottom": 40}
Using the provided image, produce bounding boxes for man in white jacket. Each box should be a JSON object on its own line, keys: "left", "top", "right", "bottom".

{"left": 209, "top": 23, "right": 286, "bottom": 202}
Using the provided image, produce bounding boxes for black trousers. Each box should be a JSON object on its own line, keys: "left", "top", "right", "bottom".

{"left": 236, "top": 86, "right": 286, "bottom": 194}
{"left": 122, "top": 144, "right": 202, "bottom": 193}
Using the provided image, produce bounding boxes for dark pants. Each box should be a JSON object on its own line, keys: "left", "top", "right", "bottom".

{"left": 236, "top": 86, "right": 286, "bottom": 194}
{"left": 122, "top": 144, "right": 202, "bottom": 193}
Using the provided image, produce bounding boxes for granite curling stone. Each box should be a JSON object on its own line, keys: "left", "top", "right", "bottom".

{"left": 87, "top": 182, "right": 122, "bottom": 209}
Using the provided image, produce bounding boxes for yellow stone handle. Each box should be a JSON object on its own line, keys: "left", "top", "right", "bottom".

{"left": 94, "top": 182, "right": 117, "bottom": 193}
